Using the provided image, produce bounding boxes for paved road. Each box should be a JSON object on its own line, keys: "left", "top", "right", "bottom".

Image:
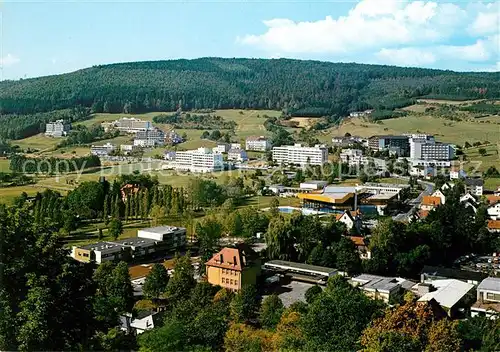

{"left": 392, "top": 179, "right": 434, "bottom": 222}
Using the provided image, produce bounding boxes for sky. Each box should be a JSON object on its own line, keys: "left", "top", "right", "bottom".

{"left": 0, "top": 0, "right": 498, "bottom": 80}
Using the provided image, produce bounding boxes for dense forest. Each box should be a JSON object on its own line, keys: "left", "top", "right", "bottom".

{"left": 1, "top": 58, "right": 499, "bottom": 120}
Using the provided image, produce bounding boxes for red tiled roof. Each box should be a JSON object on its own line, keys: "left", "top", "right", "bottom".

{"left": 349, "top": 236, "right": 366, "bottom": 247}
{"left": 487, "top": 220, "right": 500, "bottom": 230}
{"left": 418, "top": 210, "right": 430, "bottom": 218}
{"left": 421, "top": 196, "right": 442, "bottom": 206}
{"left": 205, "top": 244, "right": 258, "bottom": 272}
{"left": 486, "top": 195, "right": 500, "bottom": 205}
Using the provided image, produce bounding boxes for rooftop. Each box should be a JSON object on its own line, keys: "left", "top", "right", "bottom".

{"left": 206, "top": 243, "right": 258, "bottom": 271}
{"left": 487, "top": 220, "right": 500, "bottom": 230}
{"left": 422, "top": 265, "right": 488, "bottom": 283}
{"left": 80, "top": 241, "right": 124, "bottom": 253}
{"left": 363, "top": 182, "right": 410, "bottom": 189}
{"left": 478, "top": 277, "right": 500, "bottom": 292}
{"left": 418, "top": 279, "right": 474, "bottom": 309}
{"left": 265, "top": 260, "right": 337, "bottom": 276}
{"left": 352, "top": 274, "right": 411, "bottom": 293}
{"left": 112, "top": 237, "right": 157, "bottom": 247}
{"left": 465, "top": 178, "right": 484, "bottom": 187}
{"left": 421, "top": 196, "right": 442, "bottom": 206}
{"left": 301, "top": 180, "right": 329, "bottom": 185}
{"left": 246, "top": 135, "right": 268, "bottom": 141}
{"left": 139, "top": 226, "right": 186, "bottom": 234}
{"left": 349, "top": 236, "right": 367, "bottom": 247}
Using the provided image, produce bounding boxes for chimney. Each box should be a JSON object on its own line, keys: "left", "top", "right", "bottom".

{"left": 233, "top": 256, "right": 237, "bottom": 266}
{"left": 219, "top": 254, "right": 224, "bottom": 263}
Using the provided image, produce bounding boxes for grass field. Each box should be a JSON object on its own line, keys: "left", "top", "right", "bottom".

{"left": 0, "top": 185, "right": 61, "bottom": 204}
{"left": 13, "top": 134, "right": 60, "bottom": 152}
{"left": 329, "top": 116, "right": 500, "bottom": 145}
{"left": 0, "top": 160, "right": 10, "bottom": 173}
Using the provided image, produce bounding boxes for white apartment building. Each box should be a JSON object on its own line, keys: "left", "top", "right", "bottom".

{"left": 168, "top": 147, "right": 224, "bottom": 173}
{"left": 272, "top": 144, "right": 328, "bottom": 166}
{"left": 213, "top": 144, "right": 230, "bottom": 153}
{"left": 340, "top": 149, "right": 363, "bottom": 166}
{"left": 245, "top": 136, "right": 271, "bottom": 151}
{"left": 114, "top": 118, "right": 152, "bottom": 133}
{"left": 228, "top": 149, "right": 248, "bottom": 162}
{"left": 230, "top": 143, "right": 242, "bottom": 150}
{"left": 134, "top": 128, "right": 165, "bottom": 147}
{"left": 45, "top": 120, "right": 71, "bottom": 137}
{"left": 91, "top": 143, "right": 116, "bottom": 156}
{"left": 410, "top": 137, "right": 455, "bottom": 161}
{"left": 465, "top": 178, "right": 484, "bottom": 197}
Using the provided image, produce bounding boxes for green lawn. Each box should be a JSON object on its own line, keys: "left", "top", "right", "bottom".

{"left": 0, "top": 160, "right": 10, "bottom": 173}
{"left": 13, "top": 134, "right": 61, "bottom": 152}
{"left": 463, "top": 144, "right": 499, "bottom": 172}
{"left": 484, "top": 178, "right": 500, "bottom": 191}
{"left": 0, "top": 185, "right": 60, "bottom": 204}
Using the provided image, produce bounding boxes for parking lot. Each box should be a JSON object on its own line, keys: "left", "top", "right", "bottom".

{"left": 263, "top": 278, "right": 319, "bottom": 307}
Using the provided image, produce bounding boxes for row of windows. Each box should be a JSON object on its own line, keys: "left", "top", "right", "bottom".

{"left": 486, "top": 292, "right": 500, "bottom": 302}
{"left": 222, "top": 269, "right": 237, "bottom": 275}
{"left": 222, "top": 278, "right": 238, "bottom": 286}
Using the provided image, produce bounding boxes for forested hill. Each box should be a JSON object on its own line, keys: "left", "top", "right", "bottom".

{"left": 1, "top": 57, "right": 499, "bottom": 116}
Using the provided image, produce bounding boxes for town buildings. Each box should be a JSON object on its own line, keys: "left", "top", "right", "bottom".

{"left": 272, "top": 144, "right": 328, "bottom": 166}
{"left": 164, "top": 130, "right": 184, "bottom": 145}
{"left": 336, "top": 210, "right": 362, "bottom": 232}
{"left": 368, "top": 135, "right": 410, "bottom": 156}
{"left": 349, "top": 236, "right": 371, "bottom": 260}
{"left": 340, "top": 149, "right": 364, "bottom": 166}
{"left": 205, "top": 244, "right": 261, "bottom": 292}
{"left": 227, "top": 148, "right": 248, "bottom": 162}
{"left": 471, "top": 277, "right": 500, "bottom": 318}
{"left": 450, "top": 167, "right": 467, "bottom": 180}
{"left": 71, "top": 226, "right": 187, "bottom": 264}
{"left": 299, "top": 180, "right": 328, "bottom": 191}
{"left": 350, "top": 274, "right": 415, "bottom": 303}
{"left": 45, "top": 120, "right": 71, "bottom": 137}
{"left": 245, "top": 136, "right": 271, "bottom": 151}
{"left": 111, "top": 117, "right": 152, "bottom": 133}
{"left": 213, "top": 144, "right": 231, "bottom": 154}
{"left": 134, "top": 128, "right": 165, "bottom": 147}
{"left": 487, "top": 201, "right": 500, "bottom": 220}
{"left": 165, "top": 147, "right": 224, "bottom": 173}
{"left": 410, "top": 136, "right": 455, "bottom": 161}
{"left": 90, "top": 143, "right": 116, "bottom": 156}
{"left": 465, "top": 178, "right": 484, "bottom": 196}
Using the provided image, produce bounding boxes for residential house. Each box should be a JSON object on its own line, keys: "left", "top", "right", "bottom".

{"left": 419, "top": 196, "right": 442, "bottom": 218}
{"left": 245, "top": 136, "right": 271, "bottom": 151}
{"left": 349, "top": 236, "right": 371, "bottom": 260}
{"left": 471, "top": 277, "right": 500, "bottom": 318}
{"left": 460, "top": 193, "right": 478, "bottom": 213}
{"left": 414, "top": 279, "right": 475, "bottom": 318}
{"left": 487, "top": 199, "right": 500, "bottom": 220}
{"left": 441, "top": 182, "right": 455, "bottom": 191}
{"left": 449, "top": 167, "right": 467, "bottom": 180}
{"left": 206, "top": 243, "right": 261, "bottom": 292}
{"left": 227, "top": 148, "right": 248, "bottom": 162}
{"left": 465, "top": 178, "right": 484, "bottom": 196}
{"left": 431, "top": 190, "right": 446, "bottom": 205}
{"left": 120, "top": 310, "right": 165, "bottom": 335}
{"left": 487, "top": 220, "right": 500, "bottom": 233}
{"left": 495, "top": 187, "right": 500, "bottom": 196}
{"left": 350, "top": 274, "right": 415, "bottom": 303}
{"left": 335, "top": 210, "right": 362, "bottom": 232}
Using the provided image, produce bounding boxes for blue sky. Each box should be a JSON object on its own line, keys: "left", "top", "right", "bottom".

{"left": 0, "top": 0, "right": 498, "bottom": 80}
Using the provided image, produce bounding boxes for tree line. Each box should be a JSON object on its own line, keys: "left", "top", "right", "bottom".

{"left": 153, "top": 112, "right": 237, "bottom": 130}
{"left": 9, "top": 154, "right": 101, "bottom": 174}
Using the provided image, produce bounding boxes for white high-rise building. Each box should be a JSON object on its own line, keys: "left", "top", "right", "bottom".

{"left": 167, "top": 147, "right": 224, "bottom": 173}
{"left": 45, "top": 120, "right": 71, "bottom": 137}
{"left": 410, "top": 137, "right": 454, "bottom": 161}
{"left": 134, "top": 128, "right": 165, "bottom": 147}
{"left": 272, "top": 144, "right": 328, "bottom": 166}
{"left": 245, "top": 136, "right": 271, "bottom": 151}
{"left": 113, "top": 118, "right": 152, "bottom": 133}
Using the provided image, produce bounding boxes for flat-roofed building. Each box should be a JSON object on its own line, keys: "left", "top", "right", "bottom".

{"left": 410, "top": 137, "right": 454, "bottom": 161}
{"left": 137, "top": 226, "right": 187, "bottom": 249}
{"left": 351, "top": 274, "right": 415, "bottom": 303}
{"left": 134, "top": 128, "right": 165, "bottom": 147}
{"left": 71, "top": 241, "right": 129, "bottom": 264}
{"left": 368, "top": 135, "right": 410, "bottom": 156}
{"left": 299, "top": 180, "right": 328, "bottom": 191}
{"left": 298, "top": 186, "right": 356, "bottom": 213}
{"left": 45, "top": 120, "right": 71, "bottom": 137}
{"left": 168, "top": 147, "right": 224, "bottom": 173}
{"left": 245, "top": 136, "right": 271, "bottom": 151}
{"left": 340, "top": 149, "right": 363, "bottom": 166}
{"left": 113, "top": 117, "right": 152, "bottom": 133}
{"left": 272, "top": 144, "right": 328, "bottom": 166}
{"left": 206, "top": 243, "right": 261, "bottom": 292}
{"left": 228, "top": 148, "right": 248, "bottom": 162}
{"left": 91, "top": 143, "right": 116, "bottom": 156}
{"left": 264, "top": 260, "right": 339, "bottom": 284}
{"left": 417, "top": 279, "right": 474, "bottom": 318}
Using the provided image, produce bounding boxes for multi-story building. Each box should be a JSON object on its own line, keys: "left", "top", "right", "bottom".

{"left": 227, "top": 148, "right": 248, "bottom": 162}
{"left": 230, "top": 143, "right": 242, "bottom": 150}
{"left": 71, "top": 225, "right": 187, "bottom": 264}
{"left": 205, "top": 243, "right": 261, "bottom": 292}
{"left": 213, "top": 144, "right": 230, "bottom": 153}
{"left": 45, "top": 120, "right": 71, "bottom": 137}
{"left": 410, "top": 137, "right": 455, "bottom": 161}
{"left": 340, "top": 149, "right": 363, "bottom": 166}
{"left": 168, "top": 147, "right": 224, "bottom": 173}
{"left": 465, "top": 178, "right": 484, "bottom": 196}
{"left": 91, "top": 143, "right": 116, "bottom": 156}
{"left": 134, "top": 128, "right": 165, "bottom": 147}
{"left": 272, "top": 144, "right": 328, "bottom": 166}
{"left": 120, "top": 144, "right": 140, "bottom": 155}
{"left": 368, "top": 135, "right": 410, "bottom": 156}
{"left": 113, "top": 117, "right": 152, "bottom": 133}
{"left": 471, "top": 277, "right": 500, "bottom": 318}
{"left": 245, "top": 136, "right": 271, "bottom": 151}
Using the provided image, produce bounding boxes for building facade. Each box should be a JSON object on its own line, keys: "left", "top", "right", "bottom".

{"left": 340, "top": 149, "right": 363, "bottom": 166}
{"left": 167, "top": 147, "right": 224, "bottom": 173}
{"left": 134, "top": 128, "right": 165, "bottom": 147}
{"left": 205, "top": 244, "right": 261, "bottom": 292}
{"left": 368, "top": 136, "right": 410, "bottom": 156}
{"left": 45, "top": 120, "right": 71, "bottom": 137}
{"left": 113, "top": 118, "right": 152, "bottom": 133}
{"left": 272, "top": 144, "right": 328, "bottom": 166}
{"left": 471, "top": 277, "right": 500, "bottom": 318}
{"left": 91, "top": 143, "right": 116, "bottom": 156}
{"left": 245, "top": 136, "right": 271, "bottom": 151}
{"left": 410, "top": 137, "right": 455, "bottom": 161}
{"left": 227, "top": 149, "right": 248, "bottom": 162}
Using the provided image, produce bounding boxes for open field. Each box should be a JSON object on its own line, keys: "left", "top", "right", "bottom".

{"left": 329, "top": 116, "right": 500, "bottom": 145}
{"left": 416, "top": 99, "right": 486, "bottom": 105}
{"left": 0, "top": 185, "right": 62, "bottom": 204}
{"left": 484, "top": 178, "right": 500, "bottom": 191}
{"left": 0, "top": 160, "right": 10, "bottom": 173}
{"left": 13, "top": 134, "right": 60, "bottom": 152}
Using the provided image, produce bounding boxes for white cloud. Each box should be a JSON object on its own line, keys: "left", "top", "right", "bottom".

{"left": 376, "top": 47, "right": 437, "bottom": 66}
{"left": 0, "top": 54, "right": 20, "bottom": 68}
{"left": 238, "top": 0, "right": 468, "bottom": 55}
{"left": 468, "top": 3, "right": 500, "bottom": 35}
